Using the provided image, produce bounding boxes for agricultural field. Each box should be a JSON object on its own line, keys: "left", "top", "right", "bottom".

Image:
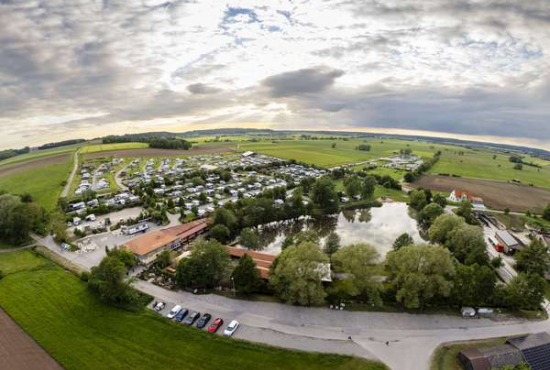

{"left": 81, "top": 142, "right": 150, "bottom": 154}
{"left": 0, "top": 157, "right": 73, "bottom": 211}
{"left": 429, "top": 148, "right": 550, "bottom": 189}
{"left": 0, "top": 146, "right": 77, "bottom": 167}
{"left": 0, "top": 250, "right": 386, "bottom": 370}
{"left": 239, "top": 138, "right": 453, "bottom": 168}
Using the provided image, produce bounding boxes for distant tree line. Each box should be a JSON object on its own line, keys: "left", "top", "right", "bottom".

{"left": 38, "top": 139, "right": 86, "bottom": 150}
{"left": 404, "top": 151, "right": 441, "bottom": 183}
{"left": 102, "top": 134, "right": 192, "bottom": 150}
{"left": 0, "top": 147, "right": 30, "bottom": 161}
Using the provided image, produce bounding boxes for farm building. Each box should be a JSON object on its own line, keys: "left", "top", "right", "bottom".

{"left": 495, "top": 230, "right": 522, "bottom": 254}
{"left": 226, "top": 246, "right": 275, "bottom": 279}
{"left": 458, "top": 332, "right": 550, "bottom": 370}
{"left": 449, "top": 189, "right": 485, "bottom": 208}
{"left": 242, "top": 151, "right": 255, "bottom": 158}
{"left": 124, "top": 219, "right": 211, "bottom": 264}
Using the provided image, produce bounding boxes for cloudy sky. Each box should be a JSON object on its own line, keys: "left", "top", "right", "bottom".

{"left": 1, "top": 0, "right": 550, "bottom": 150}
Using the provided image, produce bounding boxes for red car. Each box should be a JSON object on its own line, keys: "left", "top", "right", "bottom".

{"left": 208, "top": 318, "right": 224, "bottom": 333}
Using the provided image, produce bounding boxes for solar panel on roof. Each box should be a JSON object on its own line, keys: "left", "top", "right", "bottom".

{"left": 521, "top": 344, "right": 550, "bottom": 370}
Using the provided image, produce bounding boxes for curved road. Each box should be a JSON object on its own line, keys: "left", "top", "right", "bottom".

{"left": 35, "top": 236, "right": 550, "bottom": 370}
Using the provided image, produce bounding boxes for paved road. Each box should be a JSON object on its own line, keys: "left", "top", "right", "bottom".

{"left": 34, "top": 232, "right": 550, "bottom": 370}
{"left": 114, "top": 163, "right": 130, "bottom": 191}
{"left": 61, "top": 150, "right": 79, "bottom": 198}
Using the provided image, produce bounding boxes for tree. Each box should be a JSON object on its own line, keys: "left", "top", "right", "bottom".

{"left": 332, "top": 243, "right": 381, "bottom": 305}
{"left": 515, "top": 239, "right": 549, "bottom": 276}
{"left": 418, "top": 203, "right": 444, "bottom": 226}
{"left": 385, "top": 245, "right": 455, "bottom": 309}
{"left": 269, "top": 242, "right": 329, "bottom": 306}
{"left": 323, "top": 232, "right": 340, "bottom": 260}
{"left": 344, "top": 176, "right": 362, "bottom": 197}
{"left": 293, "top": 230, "right": 320, "bottom": 246}
{"left": 361, "top": 176, "right": 377, "bottom": 199}
{"left": 428, "top": 214, "right": 464, "bottom": 245}
{"left": 501, "top": 273, "right": 545, "bottom": 310}
{"left": 514, "top": 163, "right": 523, "bottom": 170}
{"left": 154, "top": 249, "right": 173, "bottom": 269}
{"left": 331, "top": 143, "right": 336, "bottom": 149}
{"left": 444, "top": 223, "right": 488, "bottom": 265}
{"left": 232, "top": 254, "right": 263, "bottom": 294}
{"left": 88, "top": 255, "right": 138, "bottom": 307}
{"left": 239, "top": 228, "right": 260, "bottom": 250}
{"left": 393, "top": 233, "right": 414, "bottom": 251}
{"left": 455, "top": 201, "right": 478, "bottom": 225}
{"left": 213, "top": 208, "right": 238, "bottom": 234}
{"left": 176, "top": 239, "right": 230, "bottom": 289}
{"left": 106, "top": 248, "right": 137, "bottom": 268}
{"left": 209, "top": 224, "right": 231, "bottom": 243}
{"left": 311, "top": 177, "right": 339, "bottom": 213}
{"left": 543, "top": 204, "right": 550, "bottom": 221}
{"left": 409, "top": 190, "right": 427, "bottom": 211}
{"left": 433, "top": 193, "right": 447, "bottom": 208}
{"left": 451, "top": 264, "right": 496, "bottom": 307}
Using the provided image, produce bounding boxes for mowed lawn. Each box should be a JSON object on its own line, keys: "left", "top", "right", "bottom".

{"left": 240, "top": 139, "right": 453, "bottom": 168}
{"left": 430, "top": 149, "right": 550, "bottom": 189}
{"left": 0, "top": 250, "right": 387, "bottom": 370}
{"left": 0, "top": 159, "right": 73, "bottom": 211}
{"left": 81, "top": 142, "right": 149, "bottom": 154}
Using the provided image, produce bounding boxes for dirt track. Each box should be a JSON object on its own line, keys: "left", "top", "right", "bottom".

{"left": 84, "top": 144, "right": 236, "bottom": 159}
{"left": 413, "top": 175, "right": 550, "bottom": 213}
{"left": 0, "top": 154, "right": 71, "bottom": 179}
{"left": 0, "top": 308, "right": 64, "bottom": 370}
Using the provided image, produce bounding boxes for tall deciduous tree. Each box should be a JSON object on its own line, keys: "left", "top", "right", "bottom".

{"left": 176, "top": 239, "right": 230, "bottom": 289}
{"left": 393, "top": 233, "right": 414, "bottom": 251}
{"left": 88, "top": 255, "right": 138, "bottom": 307}
{"left": 332, "top": 243, "right": 381, "bottom": 305}
{"left": 311, "top": 177, "right": 339, "bottom": 213}
{"left": 323, "top": 232, "right": 341, "bottom": 260}
{"left": 232, "top": 254, "right": 263, "bottom": 294}
{"left": 515, "top": 239, "right": 549, "bottom": 276}
{"left": 269, "top": 242, "right": 329, "bottom": 306}
{"left": 361, "top": 176, "right": 378, "bottom": 199}
{"left": 452, "top": 264, "right": 496, "bottom": 307}
{"left": 385, "top": 245, "right": 455, "bottom": 309}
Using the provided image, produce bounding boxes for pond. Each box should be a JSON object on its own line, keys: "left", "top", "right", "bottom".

{"left": 244, "top": 202, "right": 426, "bottom": 260}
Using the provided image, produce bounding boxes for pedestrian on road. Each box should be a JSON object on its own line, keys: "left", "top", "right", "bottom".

{"left": 386, "top": 341, "right": 389, "bottom": 346}
{"left": 348, "top": 336, "right": 352, "bottom": 341}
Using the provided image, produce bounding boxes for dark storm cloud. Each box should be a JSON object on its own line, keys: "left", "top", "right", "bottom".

{"left": 262, "top": 67, "right": 345, "bottom": 98}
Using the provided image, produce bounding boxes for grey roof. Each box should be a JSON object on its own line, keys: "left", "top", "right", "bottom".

{"left": 508, "top": 332, "right": 550, "bottom": 370}
{"left": 480, "top": 345, "right": 524, "bottom": 369}
{"left": 496, "top": 230, "right": 519, "bottom": 247}
{"left": 508, "top": 332, "right": 550, "bottom": 351}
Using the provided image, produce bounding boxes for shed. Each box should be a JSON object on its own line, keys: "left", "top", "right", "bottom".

{"left": 495, "top": 230, "right": 522, "bottom": 253}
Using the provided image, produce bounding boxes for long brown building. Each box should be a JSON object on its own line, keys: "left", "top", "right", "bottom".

{"left": 124, "top": 219, "right": 211, "bottom": 264}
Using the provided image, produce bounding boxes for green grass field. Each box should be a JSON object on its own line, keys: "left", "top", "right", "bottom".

{"left": 81, "top": 142, "right": 149, "bottom": 154}
{"left": 0, "top": 146, "right": 77, "bottom": 167}
{"left": 430, "top": 149, "right": 550, "bottom": 189}
{"left": 240, "top": 138, "right": 453, "bottom": 168}
{"left": 0, "top": 159, "right": 73, "bottom": 211}
{"left": 0, "top": 250, "right": 387, "bottom": 370}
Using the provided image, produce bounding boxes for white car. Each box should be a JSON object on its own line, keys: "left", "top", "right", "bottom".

{"left": 223, "top": 320, "right": 240, "bottom": 337}
{"left": 153, "top": 301, "right": 165, "bottom": 311}
{"left": 167, "top": 305, "right": 182, "bottom": 319}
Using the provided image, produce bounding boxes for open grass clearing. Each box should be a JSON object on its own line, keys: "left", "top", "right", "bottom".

{"left": 0, "top": 250, "right": 387, "bottom": 370}
{"left": 0, "top": 157, "right": 73, "bottom": 211}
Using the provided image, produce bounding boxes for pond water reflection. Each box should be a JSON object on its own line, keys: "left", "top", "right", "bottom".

{"left": 248, "top": 202, "right": 425, "bottom": 260}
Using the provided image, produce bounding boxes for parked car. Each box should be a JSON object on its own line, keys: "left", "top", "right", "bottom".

{"left": 223, "top": 320, "right": 239, "bottom": 337}
{"left": 183, "top": 311, "right": 200, "bottom": 325}
{"left": 175, "top": 308, "right": 189, "bottom": 323}
{"left": 153, "top": 301, "right": 165, "bottom": 311}
{"left": 167, "top": 305, "right": 182, "bottom": 319}
{"left": 196, "top": 313, "right": 212, "bottom": 329}
{"left": 208, "top": 318, "right": 224, "bottom": 333}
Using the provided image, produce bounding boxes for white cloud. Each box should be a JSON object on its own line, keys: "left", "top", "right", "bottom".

{"left": 0, "top": 0, "right": 549, "bottom": 149}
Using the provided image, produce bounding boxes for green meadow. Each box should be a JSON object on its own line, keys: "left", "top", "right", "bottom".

{"left": 0, "top": 250, "right": 387, "bottom": 370}
{"left": 0, "top": 159, "right": 73, "bottom": 211}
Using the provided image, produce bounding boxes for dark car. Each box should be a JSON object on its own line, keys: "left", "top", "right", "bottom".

{"left": 183, "top": 310, "right": 200, "bottom": 325}
{"left": 175, "top": 308, "right": 189, "bottom": 323}
{"left": 196, "top": 313, "right": 212, "bottom": 329}
{"left": 207, "top": 318, "right": 224, "bottom": 333}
